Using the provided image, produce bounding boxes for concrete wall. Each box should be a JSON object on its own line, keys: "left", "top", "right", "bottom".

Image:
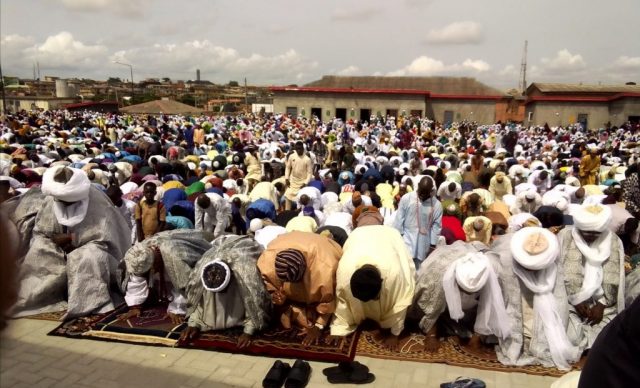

{"left": 427, "top": 100, "right": 496, "bottom": 123}
{"left": 0, "top": 98, "right": 76, "bottom": 113}
{"left": 273, "top": 92, "right": 427, "bottom": 120}
{"left": 609, "top": 97, "right": 640, "bottom": 126}
{"left": 526, "top": 101, "right": 610, "bottom": 129}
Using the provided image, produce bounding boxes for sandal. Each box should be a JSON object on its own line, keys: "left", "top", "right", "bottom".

{"left": 323, "top": 361, "right": 374, "bottom": 384}
{"left": 262, "top": 360, "right": 291, "bottom": 388}
{"left": 440, "top": 377, "right": 486, "bottom": 388}
{"left": 284, "top": 359, "right": 311, "bottom": 388}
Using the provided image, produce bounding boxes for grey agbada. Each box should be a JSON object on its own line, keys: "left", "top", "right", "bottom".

{"left": 492, "top": 233, "right": 577, "bottom": 369}
{"left": 1, "top": 188, "right": 46, "bottom": 259}
{"left": 124, "top": 229, "right": 214, "bottom": 291}
{"left": 123, "top": 229, "right": 214, "bottom": 310}
{"left": 12, "top": 187, "right": 132, "bottom": 318}
{"left": 186, "top": 235, "right": 272, "bottom": 335}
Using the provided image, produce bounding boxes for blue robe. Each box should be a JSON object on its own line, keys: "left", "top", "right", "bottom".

{"left": 393, "top": 191, "right": 442, "bottom": 262}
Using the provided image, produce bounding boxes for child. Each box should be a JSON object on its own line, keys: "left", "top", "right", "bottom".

{"left": 135, "top": 182, "right": 166, "bottom": 242}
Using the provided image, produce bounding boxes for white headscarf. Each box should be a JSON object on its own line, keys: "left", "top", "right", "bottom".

{"left": 569, "top": 204, "right": 613, "bottom": 305}
{"left": 42, "top": 166, "right": 91, "bottom": 227}
{"left": 442, "top": 252, "right": 511, "bottom": 339}
{"left": 510, "top": 227, "right": 578, "bottom": 370}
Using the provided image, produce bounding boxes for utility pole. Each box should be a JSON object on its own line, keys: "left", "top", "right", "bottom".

{"left": 0, "top": 64, "right": 6, "bottom": 114}
{"left": 244, "top": 77, "right": 248, "bottom": 106}
{"left": 519, "top": 40, "right": 528, "bottom": 95}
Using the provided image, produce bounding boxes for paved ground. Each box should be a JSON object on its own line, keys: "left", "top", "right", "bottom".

{"left": 0, "top": 319, "right": 560, "bottom": 388}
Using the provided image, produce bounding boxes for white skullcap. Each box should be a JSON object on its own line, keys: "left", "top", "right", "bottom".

{"left": 201, "top": 259, "right": 232, "bottom": 293}
{"left": 249, "top": 218, "right": 264, "bottom": 232}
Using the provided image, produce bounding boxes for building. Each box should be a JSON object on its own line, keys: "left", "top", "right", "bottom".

{"left": 525, "top": 83, "right": 640, "bottom": 129}
{"left": 0, "top": 96, "right": 78, "bottom": 113}
{"left": 270, "top": 76, "right": 521, "bottom": 124}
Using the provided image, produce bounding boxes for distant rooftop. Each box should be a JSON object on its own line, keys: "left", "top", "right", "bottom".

{"left": 528, "top": 82, "right": 640, "bottom": 94}
{"left": 303, "top": 75, "right": 506, "bottom": 96}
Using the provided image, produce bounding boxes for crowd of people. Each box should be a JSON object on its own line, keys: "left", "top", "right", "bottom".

{"left": 1, "top": 109, "right": 639, "bottom": 376}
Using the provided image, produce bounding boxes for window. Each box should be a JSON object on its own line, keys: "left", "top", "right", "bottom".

{"left": 285, "top": 106, "right": 297, "bottom": 116}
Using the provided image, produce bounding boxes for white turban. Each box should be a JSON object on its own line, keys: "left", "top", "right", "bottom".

{"left": 572, "top": 204, "right": 611, "bottom": 233}
{"left": 510, "top": 227, "right": 559, "bottom": 271}
{"left": 542, "top": 191, "right": 570, "bottom": 213}
{"left": 42, "top": 166, "right": 91, "bottom": 227}
{"left": 442, "top": 252, "right": 511, "bottom": 339}
{"left": 42, "top": 166, "right": 90, "bottom": 203}
{"left": 249, "top": 218, "right": 264, "bottom": 233}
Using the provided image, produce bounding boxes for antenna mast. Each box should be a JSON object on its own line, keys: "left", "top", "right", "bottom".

{"left": 519, "top": 40, "right": 528, "bottom": 95}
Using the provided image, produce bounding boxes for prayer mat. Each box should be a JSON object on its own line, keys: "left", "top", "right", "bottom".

{"left": 48, "top": 305, "right": 358, "bottom": 363}
{"left": 356, "top": 329, "right": 578, "bottom": 377}
{"left": 21, "top": 310, "right": 66, "bottom": 322}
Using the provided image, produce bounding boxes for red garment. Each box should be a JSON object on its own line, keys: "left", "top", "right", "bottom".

{"left": 441, "top": 215, "right": 466, "bottom": 243}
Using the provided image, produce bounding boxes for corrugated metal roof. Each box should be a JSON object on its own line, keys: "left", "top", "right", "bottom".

{"left": 530, "top": 83, "right": 640, "bottom": 93}
{"left": 304, "top": 76, "right": 506, "bottom": 96}
{"left": 120, "top": 100, "right": 203, "bottom": 115}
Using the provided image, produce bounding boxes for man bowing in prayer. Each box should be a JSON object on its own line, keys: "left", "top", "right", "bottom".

{"left": 328, "top": 225, "right": 415, "bottom": 351}
{"left": 195, "top": 193, "right": 232, "bottom": 238}
{"left": 410, "top": 241, "right": 510, "bottom": 353}
{"left": 558, "top": 203, "right": 625, "bottom": 353}
{"left": 180, "top": 235, "right": 271, "bottom": 349}
{"left": 12, "top": 166, "right": 131, "bottom": 318}
{"left": 394, "top": 176, "right": 443, "bottom": 269}
{"left": 257, "top": 231, "right": 342, "bottom": 346}
{"left": 118, "top": 229, "right": 213, "bottom": 324}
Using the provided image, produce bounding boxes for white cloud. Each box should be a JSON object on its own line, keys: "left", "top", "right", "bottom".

{"left": 1, "top": 32, "right": 318, "bottom": 83}
{"left": 59, "top": 0, "right": 151, "bottom": 18}
{"left": 331, "top": 6, "right": 381, "bottom": 22}
{"left": 424, "top": 21, "right": 483, "bottom": 44}
{"left": 336, "top": 66, "right": 362, "bottom": 76}
{"left": 462, "top": 59, "right": 491, "bottom": 72}
{"left": 540, "top": 49, "right": 586, "bottom": 72}
{"left": 1, "top": 32, "right": 108, "bottom": 74}
{"left": 111, "top": 42, "right": 318, "bottom": 83}
{"left": 611, "top": 56, "right": 640, "bottom": 71}
{"left": 499, "top": 64, "right": 518, "bottom": 76}
{"left": 387, "top": 56, "right": 490, "bottom": 76}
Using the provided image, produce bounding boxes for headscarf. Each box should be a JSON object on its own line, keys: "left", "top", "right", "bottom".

{"left": 275, "top": 249, "right": 306, "bottom": 282}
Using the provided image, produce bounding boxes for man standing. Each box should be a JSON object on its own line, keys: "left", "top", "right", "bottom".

{"left": 195, "top": 193, "right": 231, "bottom": 238}
{"left": 13, "top": 166, "right": 131, "bottom": 318}
{"left": 329, "top": 225, "right": 415, "bottom": 350}
{"left": 284, "top": 141, "right": 313, "bottom": 210}
{"left": 393, "top": 176, "right": 443, "bottom": 268}
{"left": 579, "top": 145, "right": 600, "bottom": 186}
{"left": 558, "top": 204, "right": 625, "bottom": 352}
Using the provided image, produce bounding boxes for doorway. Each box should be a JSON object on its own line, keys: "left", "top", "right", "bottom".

{"left": 360, "top": 108, "right": 371, "bottom": 122}
{"left": 629, "top": 116, "right": 640, "bottom": 125}
{"left": 577, "top": 113, "right": 588, "bottom": 131}
{"left": 443, "top": 110, "right": 454, "bottom": 125}
{"left": 336, "top": 108, "right": 347, "bottom": 122}
{"left": 311, "top": 107, "right": 322, "bottom": 120}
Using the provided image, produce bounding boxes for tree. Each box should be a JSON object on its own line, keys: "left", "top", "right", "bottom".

{"left": 228, "top": 81, "right": 239, "bottom": 87}
{"left": 162, "top": 77, "right": 171, "bottom": 83}
{"left": 107, "top": 77, "right": 122, "bottom": 85}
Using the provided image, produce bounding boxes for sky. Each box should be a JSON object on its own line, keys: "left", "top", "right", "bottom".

{"left": 1, "top": 0, "right": 639, "bottom": 90}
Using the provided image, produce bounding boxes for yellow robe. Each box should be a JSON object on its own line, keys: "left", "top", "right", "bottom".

{"left": 579, "top": 154, "right": 600, "bottom": 185}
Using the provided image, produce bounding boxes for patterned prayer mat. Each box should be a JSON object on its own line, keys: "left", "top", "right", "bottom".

{"left": 47, "top": 305, "right": 358, "bottom": 363}
{"left": 356, "top": 329, "right": 579, "bottom": 377}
